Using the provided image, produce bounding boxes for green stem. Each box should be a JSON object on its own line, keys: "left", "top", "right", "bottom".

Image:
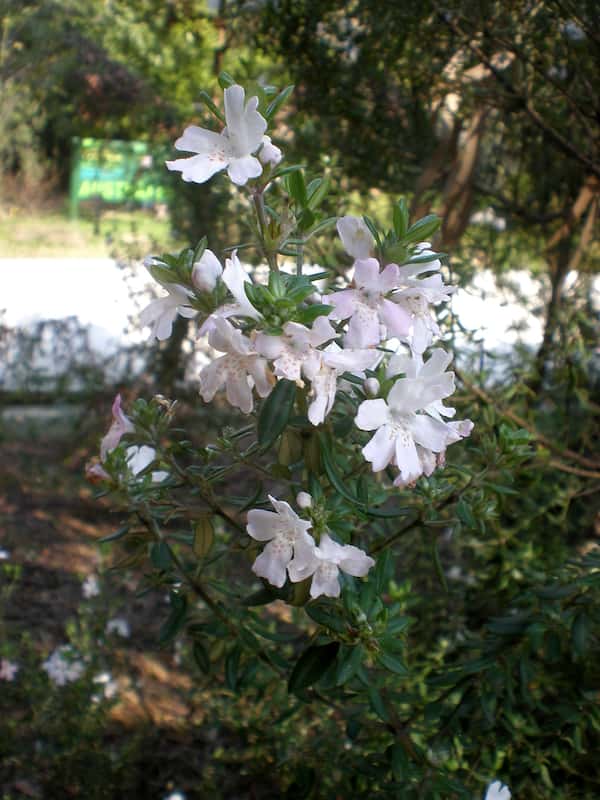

{"left": 253, "top": 189, "right": 278, "bottom": 272}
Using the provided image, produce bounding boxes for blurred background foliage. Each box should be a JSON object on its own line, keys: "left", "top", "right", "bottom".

{"left": 1, "top": 0, "right": 599, "bottom": 798}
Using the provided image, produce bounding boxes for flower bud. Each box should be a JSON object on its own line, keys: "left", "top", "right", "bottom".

{"left": 363, "top": 377, "right": 380, "bottom": 397}
{"left": 296, "top": 491, "right": 313, "bottom": 509}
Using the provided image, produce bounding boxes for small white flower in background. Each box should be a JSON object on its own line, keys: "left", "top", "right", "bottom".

{"left": 92, "top": 671, "right": 119, "bottom": 703}
{"left": 0, "top": 658, "right": 18, "bottom": 681}
{"left": 99, "top": 394, "right": 135, "bottom": 461}
{"left": 259, "top": 135, "right": 283, "bottom": 166}
{"left": 166, "top": 84, "right": 267, "bottom": 186}
{"left": 247, "top": 495, "right": 315, "bottom": 588}
{"left": 337, "top": 215, "right": 374, "bottom": 259}
{"left": 328, "top": 258, "right": 411, "bottom": 348}
{"left": 106, "top": 617, "right": 131, "bottom": 638}
{"left": 288, "top": 533, "right": 375, "bottom": 599}
{"left": 355, "top": 355, "right": 458, "bottom": 485}
{"left": 164, "top": 792, "right": 186, "bottom": 800}
{"left": 0, "top": 548, "right": 10, "bottom": 560}
{"left": 82, "top": 574, "right": 100, "bottom": 599}
{"left": 484, "top": 780, "right": 511, "bottom": 800}
{"left": 199, "top": 318, "right": 273, "bottom": 414}
{"left": 125, "top": 445, "right": 169, "bottom": 483}
{"left": 42, "top": 645, "right": 85, "bottom": 686}
{"left": 191, "top": 248, "right": 223, "bottom": 293}
{"left": 139, "top": 281, "right": 196, "bottom": 341}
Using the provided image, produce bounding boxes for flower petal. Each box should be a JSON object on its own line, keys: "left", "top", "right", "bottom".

{"left": 252, "top": 540, "right": 292, "bottom": 588}
{"left": 355, "top": 399, "right": 390, "bottom": 431}
{"left": 166, "top": 153, "right": 227, "bottom": 183}
{"left": 227, "top": 154, "right": 263, "bottom": 186}
{"left": 362, "top": 424, "right": 396, "bottom": 471}
{"left": 173, "top": 125, "right": 224, "bottom": 154}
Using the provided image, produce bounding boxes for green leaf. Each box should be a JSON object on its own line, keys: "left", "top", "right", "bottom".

{"left": 288, "top": 642, "right": 340, "bottom": 694}
{"left": 192, "top": 235, "right": 208, "bottom": 264}
{"left": 159, "top": 593, "right": 188, "bottom": 644}
{"left": 225, "top": 647, "right": 241, "bottom": 691}
{"left": 192, "top": 640, "right": 210, "bottom": 673}
{"left": 288, "top": 169, "right": 308, "bottom": 207}
{"left": 390, "top": 741, "right": 409, "bottom": 781}
{"left": 294, "top": 303, "right": 333, "bottom": 325}
{"left": 392, "top": 199, "right": 409, "bottom": 239}
{"left": 197, "top": 91, "right": 225, "bottom": 123}
{"left": 376, "top": 651, "right": 409, "bottom": 676}
{"left": 257, "top": 379, "right": 297, "bottom": 450}
{"left": 193, "top": 517, "right": 214, "bottom": 559}
{"left": 99, "top": 524, "right": 130, "bottom": 544}
{"left": 217, "top": 71, "right": 236, "bottom": 89}
{"left": 319, "top": 434, "right": 362, "bottom": 506}
{"left": 336, "top": 645, "right": 363, "bottom": 685}
{"left": 305, "top": 603, "right": 347, "bottom": 634}
{"left": 403, "top": 214, "right": 441, "bottom": 243}
{"left": 572, "top": 612, "right": 588, "bottom": 656}
{"left": 307, "top": 177, "right": 330, "bottom": 210}
{"left": 265, "top": 84, "right": 294, "bottom": 119}
{"left": 367, "top": 687, "right": 390, "bottom": 722}
{"left": 150, "top": 540, "right": 172, "bottom": 570}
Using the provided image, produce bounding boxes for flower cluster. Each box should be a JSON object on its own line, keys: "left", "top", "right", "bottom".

{"left": 246, "top": 495, "right": 373, "bottom": 598}
{"left": 97, "top": 80, "right": 473, "bottom": 599}
{"left": 42, "top": 645, "right": 85, "bottom": 686}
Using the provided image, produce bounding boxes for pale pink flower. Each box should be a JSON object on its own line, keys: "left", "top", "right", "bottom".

{"left": 100, "top": 394, "right": 135, "bottom": 461}
{"left": 484, "top": 781, "right": 511, "bottom": 800}
{"left": 166, "top": 85, "right": 267, "bottom": 186}
{"left": 337, "top": 215, "right": 374, "bottom": 259}
{"left": 288, "top": 533, "right": 375, "bottom": 598}
{"left": 199, "top": 318, "right": 272, "bottom": 414}
{"left": 328, "top": 258, "right": 411, "bottom": 347}
{"left": 255, "top": 316, "right": 336, "bottom": 383}
{"left": 247, "top": 495, "right": 315, "bottom": 588}
{"left": 139, "top": 282, "right": 196, "bottom": 341}
{"left": 355, "top": 357, "right": 457, "bottom": 484}
{"left": 0, "top": 658, "right": 18, "bottom": 681}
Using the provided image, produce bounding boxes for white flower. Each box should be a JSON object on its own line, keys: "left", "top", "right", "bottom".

{"left": 199, "top": 318, "right": 273, "bottom": 414}
{"left": 259, "top": 135, "right": 283, "bottom": 166}
{"left": 164, "top": 792, "right": 186, "bottom": 800}
{"left": 191, "top": 248, "right": 223, "bottom": 292}
{"left": 288, "top": 533, "right": 375, "bottom": 598}
{"left": 484, "top": 780, "right": 511, "bottom": 800}
{"left": 355, "top": 359, "right": 457, "bottom": 484}
{"left": 337, "top": 215, "right": 374, "bottom": 259}
{"left": 139, "top": 282, "right": 196, "bottom": 341}
{"left": 0, "top": 548, "right": 9, "bottom": 560}
{"left": 125, "top": 445, "right": 169, "bottom": 483}
{"left": 306, "top": 342, "right": 381, "bottom": 426}
{"left": 391, "top": 247, "right": 456, "bottom": 354}
{"left": 199, "top": 250, "right": 261, "bottom": 334}
{"left": 100, "top": 394, "right": 135, "bottom": 461}
{"left": 92, "top": 671, "right": 119, "bottom": 702}
{"left": 0, "top": 658, "right": 18, "bottom": 681}
{"left": 166, "top": 84, "right": 267, "bottom": 186}
{"left": 106, "top": 617, "right": 130, "bottom": 638}
{"left": 42, "top": 645, "right": 85, "bottom": 686}
{"left": 328, "top": 258, "right": 411, "bottom": 347}
{"left": 82, "top": 574, "right": 100, "bottom": 599}
{"left": 247, "top": 495, "right": 315, "bottom": 588}
{"left": 255, "top": 316, "right": 336, "bottom": 383}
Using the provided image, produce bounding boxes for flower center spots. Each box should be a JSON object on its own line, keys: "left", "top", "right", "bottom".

{"left": 316, "top": 561, "right": 338, "bottom": 582}
{"left": 359, "top": 288, "right": 382, "bottom": 309}
{"left": 405, "top": 294, "right": 427, "bottom": 315}
{"left": 389, "top": 414, "right": 413, "bottom": 447}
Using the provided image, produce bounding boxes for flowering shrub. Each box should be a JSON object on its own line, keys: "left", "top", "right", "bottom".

{"left": 83, "top": 76, "right": 600, "bottom": 798}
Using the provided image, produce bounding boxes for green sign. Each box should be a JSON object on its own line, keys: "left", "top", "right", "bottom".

{"left": 69, "top": 137, "right": 168, "bottom": 217}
